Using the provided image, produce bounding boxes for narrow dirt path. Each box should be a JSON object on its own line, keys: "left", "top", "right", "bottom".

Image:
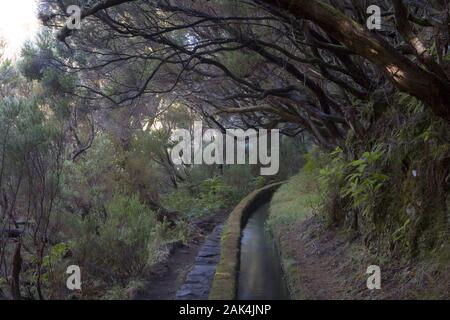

{"left": 276, "top": 215, "right": 448, "bottom": 299}
{"left": 136, "top": 209, "right": 228, "bottom": 300}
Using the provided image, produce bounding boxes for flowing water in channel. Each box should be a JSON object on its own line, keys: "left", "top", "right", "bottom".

{"left": 237, "top": 202, "right": 290, "bottom": 300}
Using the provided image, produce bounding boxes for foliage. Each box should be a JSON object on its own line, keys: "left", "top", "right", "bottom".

{"left": 342, "top": 149, "right": 389, "bottom": 214}
{"left": 319, "top": 147, "right": 389, "bottom": 219}
{"left": 91, "top": 194, "right": 157, "bottom": 276}
{"left": 163, "top": 176, "right": 236, "bottom": 217}
{"left": 60, "top": 134, "right": 117, "bottom": 214}
{"left": 268, "top": 170, "right": 321, "bottom": 231}
{"left": 60, "top": 193, "right": 190, "bottom": 297}
{"left": 315, "top": 95, "right": 450, "bottom": 259}
{"left": 3, "top": 0, "right": 450, "bottom": 300}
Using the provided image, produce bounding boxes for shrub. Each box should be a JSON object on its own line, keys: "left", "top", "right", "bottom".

{"left": 65, "top": 194, "right": 160, "bottom": 290}
{"left": 96, "top": 195, "right": 157, "bottom": 276}
{"left": 163, "top": 176, "right": 237, "bottom": 217}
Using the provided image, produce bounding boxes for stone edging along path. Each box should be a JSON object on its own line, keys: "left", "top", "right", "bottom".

{"left": 175, "top": 224, "right": 224, "bottom": 300}
{"left": 208, "top": 182, "right": 284, "bottom": 300}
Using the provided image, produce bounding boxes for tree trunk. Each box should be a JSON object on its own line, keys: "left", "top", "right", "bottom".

{"left": 10, "top": 240, "right": 22, "bottom": 300}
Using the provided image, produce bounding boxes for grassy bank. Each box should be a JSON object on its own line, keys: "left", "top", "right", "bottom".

{"left": 267, "top": 171, "right": 322, "bottom": 299}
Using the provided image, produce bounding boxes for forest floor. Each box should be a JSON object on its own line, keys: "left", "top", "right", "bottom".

{"left": 275, "top": 215, "right": 450, "bottom": 300}
{"left": 135, "top": 209, "right": 229, "bottom": 300}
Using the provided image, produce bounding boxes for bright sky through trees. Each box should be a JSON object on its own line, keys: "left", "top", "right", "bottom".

{"left": 0, "top": 0, "right": 40, "bottom": 59}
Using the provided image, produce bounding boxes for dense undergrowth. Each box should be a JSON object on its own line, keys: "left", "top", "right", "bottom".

{"left": 0, "top": 94, "right": 304, "bottom": 299}
{"left": 162, "top": 170, "right": 266, "bottom": 218}
{"left": 331, "top": 94, "right": 449, "bottom": 261}
{"left": 269, "top": 95, "right": 450, "bottom": 299}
